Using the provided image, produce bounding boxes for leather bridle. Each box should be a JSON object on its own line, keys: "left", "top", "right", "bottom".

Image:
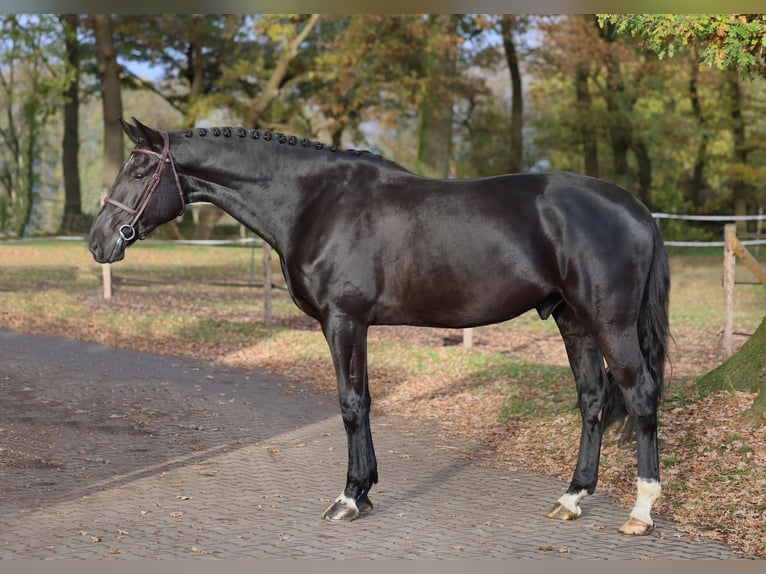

{"left": 104, "top": 130, "right": 185, "bottom": 242}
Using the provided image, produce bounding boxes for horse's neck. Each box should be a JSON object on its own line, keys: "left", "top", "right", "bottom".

{"left": 176, "top": 137, "right": 305, "bottom": 253}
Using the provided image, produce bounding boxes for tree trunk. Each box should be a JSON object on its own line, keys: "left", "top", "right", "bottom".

{"left": 416, "top": 14, "right": 458, "bottom": 178}
{"left": 61, "top": 14, "right": 83, "bottom": 233}
{"left": 500, "top": 15, "right": 523, "bottom": 173}
{"left": 699, "top": 314, "right": 766, "bottom": 427}
{"left": 596, "top": 18, "right": 633, "bottom": 192}
{"left": 631, "top": 138, "right": 652, "bottom": 206}
{"left": 93, "top": 14, "right": 124, "bottom": 190}
{"left": 728, "top": 72, "right": 750, "bottom": 233}
{"left": 687, "top": 57, "right": 709, "bottom": 208}
{"left": 185, "top": 14, "right": 206, "bottom": 125}
{"left": 575, "top": 64, "right": 599, "bottom": 177}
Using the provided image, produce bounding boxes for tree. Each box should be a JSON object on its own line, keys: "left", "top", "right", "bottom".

{"left": 699, "top": 314, "right": 766, "bottom": 425}
{"left": 594, "top": 17, "right": 655, "bottom": 204}
{"left": 500, "top": 14, "right": 524, "bottom": 173}
{"left": 92, "top": 14, "right": 124, "bottom": 189}
{"left": 0, "top": 15, "right": 71, "bottom": 237}
{"left": 113, "top": 14, "right": 239, "bottom": 123}
{"left": 526, "top": 14, "right": 753, "bottom": 215}
{"left": 416, "top": 14, "right": 460, "bottom": 178}
{"left": 300, "top": 15, "right": 430, "bottom": 148}
{"left": 604, "top": 13, "right": 766, "bottom": 425}
{"left": 242, "top": 14, "right": 320, "bottom": 128}
{"left": 599, "top": 14, "right": 766, "bottom": 77}
{"left": 60, "top": 14, "right": 85, "bottom": 233}
{"left": 603, "top": 13, "right": 766, "bottom": 214}
{"left": 686, "top": 54, "right": 710, "bottom": 207}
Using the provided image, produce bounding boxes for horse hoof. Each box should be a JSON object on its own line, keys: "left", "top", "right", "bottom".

{"left": 322, "top": 501, "right": 359, "bottom": 522}
{"left": 547, "top": 502, "right": 580, "bottom": 521}
{"left": 321, "top": 493, "right": 374, "bottom": 522}
{"left": 618, "top": 517, "right": 655, "bottom": 536}
{"left": 357, "top": 494, "right": 373, "bottom": 516}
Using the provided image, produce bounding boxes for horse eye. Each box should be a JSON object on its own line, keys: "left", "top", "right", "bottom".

{"left": 134, "top": 173, "right": 145, "bottom": 181}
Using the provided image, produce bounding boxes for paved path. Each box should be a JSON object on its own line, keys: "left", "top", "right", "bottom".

{"left": 0, "top": 329, "right": 747, "bottom": 559}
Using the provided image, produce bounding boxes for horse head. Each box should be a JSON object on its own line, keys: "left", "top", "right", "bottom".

{"left": 89, "top": 118, "right": 185, "bottom": 264}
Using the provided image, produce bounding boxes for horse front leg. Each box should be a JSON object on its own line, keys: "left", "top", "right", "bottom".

{"left": 320, "top": 313, "right": 378, "bottom": 522}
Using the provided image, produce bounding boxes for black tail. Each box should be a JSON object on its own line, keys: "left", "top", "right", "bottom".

{"left": 638, "top": 220, "right": 671, "bottom": 398}
{"left": 603, "top": 220, "right": 670, "bottom": 436}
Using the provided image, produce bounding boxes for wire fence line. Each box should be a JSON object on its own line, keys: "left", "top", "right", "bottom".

{"left": 652, "top": 212, "right": 766, "bottom": 248}
{"left": 2, "top": 212, "right": 766, "bottom": 249}
{"left": 652, "top": 213, "right": 766, "bottom": 221}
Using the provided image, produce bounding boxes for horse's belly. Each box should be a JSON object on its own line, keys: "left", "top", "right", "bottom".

{"left": 373, "top": 272, "right": 548, "bottom": 329}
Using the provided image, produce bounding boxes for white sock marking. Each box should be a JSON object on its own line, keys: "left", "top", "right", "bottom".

{"left": 335, "top": 492, "right": 358, "bottom": 512}
{"left": 557, "top": 489, "right": 588, "bottom": 515}
{"left": 629, "top": 478, "right": 661, "bottom": 525}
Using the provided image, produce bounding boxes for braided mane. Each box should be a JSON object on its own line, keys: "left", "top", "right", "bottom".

{"left": 180, "top": 126, "right": 408, "bottom": 171}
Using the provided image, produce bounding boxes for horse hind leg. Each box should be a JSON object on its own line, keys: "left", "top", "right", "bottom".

{"left": 601, "top": 329, "right": 662, "bottom": 536}
{"left": 547, "top": 305, "right": 610, "bottom": 522}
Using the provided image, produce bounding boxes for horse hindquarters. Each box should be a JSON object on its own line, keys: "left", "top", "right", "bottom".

{"left": 320, "top": 313, "right": 378, "bottom": 521}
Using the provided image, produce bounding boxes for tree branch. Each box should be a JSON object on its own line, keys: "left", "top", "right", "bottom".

{"left": 244, "top": 13, "right": 321, "bottom": 127}
{"left": 123, "top": 69, "right": 187, "bottom": 117}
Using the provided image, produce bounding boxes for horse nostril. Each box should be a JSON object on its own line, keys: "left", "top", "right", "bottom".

{"left": 89, "top": 239, "right": 103, "bottom": 261}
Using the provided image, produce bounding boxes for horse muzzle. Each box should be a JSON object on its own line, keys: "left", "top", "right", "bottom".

{"left": 89, "top": 234, "right": 126, "bottom": 264}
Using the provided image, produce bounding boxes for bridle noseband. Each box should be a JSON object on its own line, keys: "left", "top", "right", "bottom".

{"left": 104, "top": 130, "right": 185, "bottom": 242}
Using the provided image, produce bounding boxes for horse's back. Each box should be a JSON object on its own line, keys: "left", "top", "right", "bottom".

{"left": 288, "top": 169, "right": 657, "bottom": 328}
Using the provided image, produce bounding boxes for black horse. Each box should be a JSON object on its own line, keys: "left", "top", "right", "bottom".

{"left": 89, "top": 119, "right": 670, "bottom": 536}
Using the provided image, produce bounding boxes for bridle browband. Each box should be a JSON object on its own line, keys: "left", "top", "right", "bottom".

{"left": 104, "top": 130, "right": 185, "bottom": 242}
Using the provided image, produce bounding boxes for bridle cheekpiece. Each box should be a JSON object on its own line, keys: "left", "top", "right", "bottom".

{"left": 104, "top": 130, "right": 185, "bottom": 242}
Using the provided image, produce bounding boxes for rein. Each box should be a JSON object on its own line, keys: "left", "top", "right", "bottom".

{"left": 104, "top": 130, "right": 185, "bottom": 242}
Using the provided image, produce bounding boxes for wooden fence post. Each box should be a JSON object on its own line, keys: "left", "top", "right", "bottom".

{"left": 722, "top": 224, "right": 736, "bottom": 360}
{"left": 463, "top": 327, "right": 473, "bottom": 348}
{"left": 102, "top": 263, "right": 112, "bottom": 300}
{"left": 99, "top": 194, "right": 112, "bottom": 301}
{"left": 731, "top": 233, "right": 766, "bottom": 288}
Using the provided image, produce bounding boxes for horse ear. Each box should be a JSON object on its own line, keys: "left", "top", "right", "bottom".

{"left": 130, "top": 117, "right": 164, "bottom": 151}
{"left": 120, "top": 118, "right": 143, "bottom": 145}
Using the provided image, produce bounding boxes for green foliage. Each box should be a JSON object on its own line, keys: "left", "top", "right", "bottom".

{"left": 0, "top": 15, "right": 75, "bottom": 237}
{"left": 527, "top": 15, "right": 766, "bottom": 216}
{"left": 599, "top": 14, "right": 766, "bottom": 76}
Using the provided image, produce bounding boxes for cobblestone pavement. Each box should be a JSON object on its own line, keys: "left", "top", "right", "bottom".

{"left": 0, "top": 329, "right": 749, "bottom": 559}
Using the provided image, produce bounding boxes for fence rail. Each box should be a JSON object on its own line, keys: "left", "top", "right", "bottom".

{"left": 652, "top": 212, "right": 766, "bottom": 248}
{"left": 3, "top": 212, "right": 766, "bottom": 249}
